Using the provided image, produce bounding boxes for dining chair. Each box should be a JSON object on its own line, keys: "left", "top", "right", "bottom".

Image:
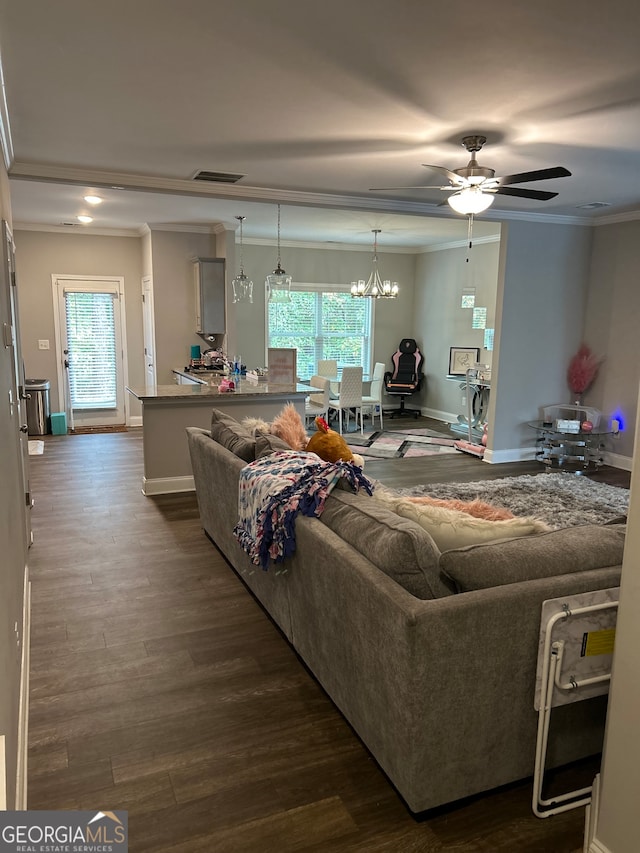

{"left": 328, "top": 366, "right": 364, "bottom": 434}
{"left": 317, "top": 359, "right": 339, "bottom": 398}
{"left": 361, "top": 361, "right": 385, "bottom": 430}
{"left": 304, "top": 375, "right": 331, "bottom": 426}
{"left": 317, "top": 359, "right": 338, "bottom": 378}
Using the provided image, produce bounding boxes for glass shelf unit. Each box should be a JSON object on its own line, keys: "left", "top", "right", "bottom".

{"left": 528, "top": 420, "right": 611, "bottom": 474}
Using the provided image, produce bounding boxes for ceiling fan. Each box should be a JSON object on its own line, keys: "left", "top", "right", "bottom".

{"left": 371, "top": 135, "right": 571, "bottom": 215}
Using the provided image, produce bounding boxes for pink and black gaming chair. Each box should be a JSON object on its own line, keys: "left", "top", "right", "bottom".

{"left": 383, "top": 338, "right": 424, "bottom": 418}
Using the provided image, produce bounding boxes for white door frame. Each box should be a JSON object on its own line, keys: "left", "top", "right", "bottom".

{"left": 51, "top": 274, "right": 130, "bottom": 425}
{"left": 142, "top": 275, "right": 157, "bottom": 387}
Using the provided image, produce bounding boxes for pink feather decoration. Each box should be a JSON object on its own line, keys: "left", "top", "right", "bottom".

{"left": 567, "top": 344, "right": 601, "bottom": 395}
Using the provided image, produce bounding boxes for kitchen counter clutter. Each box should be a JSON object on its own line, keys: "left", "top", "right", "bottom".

{"left": 127, "top": 378, "right": 308, "bottom": 495}
{"left": 148, "top": 374, "right": 311, "bottom": 397}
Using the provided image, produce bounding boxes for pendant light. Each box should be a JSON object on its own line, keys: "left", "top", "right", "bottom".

{"left": 350, "top": 229, "right": 399, "bottom": 299}
{"left": 231, "top": 215, "right": 253, "bottom": 304}
{"left": 265, "top": 204, "right": 292, "bottom": 303}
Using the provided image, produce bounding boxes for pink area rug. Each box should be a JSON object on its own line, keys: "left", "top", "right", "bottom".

{"left": 346, "top": 427, "right": 458, "bottom": 460}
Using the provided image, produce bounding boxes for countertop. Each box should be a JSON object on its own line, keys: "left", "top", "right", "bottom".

{"left": 127, "top": 379, "right": 309, "bottom": 402}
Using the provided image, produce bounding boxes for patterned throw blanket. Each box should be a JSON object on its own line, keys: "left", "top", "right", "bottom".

{"left": 234, "top": 450, "right": 374, "bottom": 569}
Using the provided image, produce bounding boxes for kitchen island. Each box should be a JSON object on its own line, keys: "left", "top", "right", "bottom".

{"left": 127, "top": 378, "right": 308, "bottom": 495}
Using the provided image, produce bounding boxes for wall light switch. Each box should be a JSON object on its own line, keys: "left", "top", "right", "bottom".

{"left": 38, "top": 339, "right": 50, "bottom": 350}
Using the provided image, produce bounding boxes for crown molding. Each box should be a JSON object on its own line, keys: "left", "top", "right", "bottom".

{"left": 13, "top": 221, "right": 139, "bottom": 237}
{"left": 9, "top": 161, "right": 443, "bottom": 216}
{"left": 8, "top": 161, "right": 606, "bottom": 226}
{"left": 244, "top": 237, "right": 417, "bottom": 253}
{"left": 143, "top": 222, "right": 220, "bottom": 234}
{"left": 420, "top": 234, "right": 501, "bottom": 253}
{"left": 592, "top": 209, "right": 640, "bottom": 226}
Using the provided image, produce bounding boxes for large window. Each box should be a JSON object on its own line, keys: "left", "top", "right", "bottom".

{"left": 268, "top": 284, "right": 372, "bottom": 380}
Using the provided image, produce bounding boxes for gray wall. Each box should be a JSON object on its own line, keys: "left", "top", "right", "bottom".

{"left": 583, "top": 220, "right": 640, "bottom": 460}
{"left": 14, "top": 230, "right": 145, "bottom": 417}
{"left": 489, "top": 219, "right": 593, "bottom": 459}
{"left": 237, "top": 242, "right": 417, "bottom": 377}
{"left": 0, "top": 163, "right": 28, "bottom": 809}
{"left": 148, "top": 229, "right": 217, "bottom": 383}
{"left": 415, "top": 239, "right": 500, "bottom": 418}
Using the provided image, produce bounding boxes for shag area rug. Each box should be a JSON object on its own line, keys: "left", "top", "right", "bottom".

{"left": 394, "top": 472, "right": 629, "bottom": 529}
{"left": 347, "top": 427, "right": 458, "bottom": 460}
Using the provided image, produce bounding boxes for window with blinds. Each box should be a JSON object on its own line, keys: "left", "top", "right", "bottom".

{"left": 268, "top": 285, "right": 372, "bottom": 380}
{"left": 65, "top": 291, "right": 118, "bottom": 409}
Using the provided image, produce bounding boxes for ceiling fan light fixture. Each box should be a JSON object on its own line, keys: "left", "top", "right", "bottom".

{"left": 351, "top": 230, "right": 399, "bottom": 299}
{"left": 448, "top": 187, "right": 494, "bottom": 215}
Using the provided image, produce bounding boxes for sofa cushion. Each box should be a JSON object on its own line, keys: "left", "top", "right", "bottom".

{"left": 440, "top": 523, "right": 626, "bottom": 592}
{"left": 210, "top": 408, "right": 256, "bottom": 462}
{"left": 382, "top": 493, "right": 550, "bottom": 552}
{"left": 255, "top": 431, "right": 293, "bottom": 458}
{"left": 319, "top": 490, "right": 454, "bottom": 599}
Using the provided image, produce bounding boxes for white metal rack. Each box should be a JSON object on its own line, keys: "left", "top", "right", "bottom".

{"left": 533, "top": 590, "right": 618, "bottom": 818}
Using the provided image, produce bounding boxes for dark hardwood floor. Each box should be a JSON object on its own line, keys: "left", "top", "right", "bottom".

{"left": 26, "top": 420, "right": 626, "bottom": 851}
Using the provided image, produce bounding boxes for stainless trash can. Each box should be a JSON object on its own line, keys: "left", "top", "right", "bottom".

{"left": 25, "top": 378, "right": 51, "bottom": 435}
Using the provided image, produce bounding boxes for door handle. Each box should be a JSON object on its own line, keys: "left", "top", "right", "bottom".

{"left": 20, "top": 424, "right": 28, "bottom": 433}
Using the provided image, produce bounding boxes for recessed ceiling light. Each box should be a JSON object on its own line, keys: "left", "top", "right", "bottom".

{"left": 77, "top": 215, "right": 93, "bottom": 224}
{"left": 83, "top": 195, "right": 102, "bottom": 205}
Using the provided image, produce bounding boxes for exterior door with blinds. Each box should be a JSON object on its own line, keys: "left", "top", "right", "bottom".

{"left": 54, "top": 278, "right": 126, "bottom": 427}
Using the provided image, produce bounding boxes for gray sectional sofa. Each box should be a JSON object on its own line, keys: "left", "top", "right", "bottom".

{"left": 186, "top": 413, "right": 625, "bottom": 814}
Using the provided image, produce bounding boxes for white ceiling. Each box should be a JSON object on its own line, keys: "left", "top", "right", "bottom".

{"left": 1, "top": 0, "right": 639, "bottom": 248}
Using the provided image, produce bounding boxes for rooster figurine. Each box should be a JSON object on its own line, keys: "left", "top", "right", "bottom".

{"left": 306, "top": 417, "right": 364, "bottom": 467}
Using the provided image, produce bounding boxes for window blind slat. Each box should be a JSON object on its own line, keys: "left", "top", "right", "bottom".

{"left": 65, "top": 292, "right": 118, "bottom": 409}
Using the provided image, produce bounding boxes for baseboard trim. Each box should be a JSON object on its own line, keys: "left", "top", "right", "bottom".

{"left": 603, "top": 449, "right": 632, "bottom": 471}
{"left": 484, "top": 447, "right": 536, "bottom": 464}
{"left": 127, "top": 415, "right": 143, "bottom": 427}
{"left": 585, "top": 773, "right": 614, "bottom": 853}
{"left": 423, "top": 406, "right": 460, "bottom": 425}
{"left": 16, "top": 567, "right": 30, "bottom": 809}
{"left": 142, "top": 475, "right": 195, "bottom": 496}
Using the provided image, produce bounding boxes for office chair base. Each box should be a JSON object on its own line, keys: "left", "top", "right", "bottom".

{"left": 384, "top": 400, "right": 422, "bottom": 419}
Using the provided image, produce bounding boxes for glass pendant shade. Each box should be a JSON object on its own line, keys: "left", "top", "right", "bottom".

{"left": 266, "top": 204, "right": 291, "bottom": 302}
{"left": 232, "top": 271, "right": 253, "bottom": 304}
{"left": 351, "top": 229, "right": 399, "bottom": 299}
{"left": 231, "top": 216, "right": 254, "bottom": 304}
{"left": 447, "top": 187, "right": 494, "bottom": 215}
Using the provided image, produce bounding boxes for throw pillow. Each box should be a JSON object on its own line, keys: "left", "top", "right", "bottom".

{"left": 390, "top": 497, "right": 551, "bottom": 552}
{"left": 440, "top": 523, "right": 626, "bottom": 592}
{"left": 403, "top": 495, "right": 515, "bottom": 521}
{"left": 210, "top": 409, "right": 256, "bottom": 462}
{"left": 319, "top": 490, "right": 454, "bottom": 599}
{"left": 255, "top": 431, "right": 293, "bottom": 458}
{"left": 270, "top": 402, "right": 308, "bottom": 450}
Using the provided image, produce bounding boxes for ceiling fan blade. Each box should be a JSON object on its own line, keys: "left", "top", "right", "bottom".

{"left": 495, "top": 166, "right": 571, "bottom": 186}
{"left": 369, "top": 185, "right": 451, "bottom": 191}
{"left": 493, "top": 186, "right": 559, "bottom": 200}
{"left": 421, "top": 164, "right": 467, "bottom": 185}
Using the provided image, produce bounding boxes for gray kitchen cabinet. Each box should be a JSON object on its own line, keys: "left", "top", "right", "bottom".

{"left": 193, "top": 257, "right": 226, "bottom": 336}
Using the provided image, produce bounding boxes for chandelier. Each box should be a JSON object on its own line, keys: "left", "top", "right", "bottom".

{"left": 265, "top": 204, "right": 292, "bottom": 303}
{"left": 231, "top": 216, "right": 253, "bottom": 304}
{"left": 351, "top": 229, "right": 399, "bottom": 299}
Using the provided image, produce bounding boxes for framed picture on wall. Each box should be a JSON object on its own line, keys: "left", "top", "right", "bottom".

{"left": 448, "top": 346, "right": 480, "bottom": 376}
